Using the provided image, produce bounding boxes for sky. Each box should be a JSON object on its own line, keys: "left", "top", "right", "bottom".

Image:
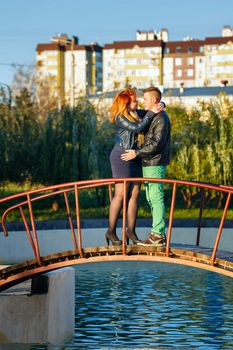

{"left": 0, "top": 0, "right": 233, "bottom": 86}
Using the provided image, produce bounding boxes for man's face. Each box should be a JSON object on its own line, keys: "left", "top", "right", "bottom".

{"left": 143, "top": 92, "right": 158, "bottom": 110}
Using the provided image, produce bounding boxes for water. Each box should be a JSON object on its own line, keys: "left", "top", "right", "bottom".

{"left": 67, "top": 261, "right": 233, "bottom": 349}
{"left": 2, "top": 261, "right": 233, "bottom": 349}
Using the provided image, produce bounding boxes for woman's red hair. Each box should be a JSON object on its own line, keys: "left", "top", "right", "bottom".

{"left": 110, "top": 88, "right": 136, "bottom": 123}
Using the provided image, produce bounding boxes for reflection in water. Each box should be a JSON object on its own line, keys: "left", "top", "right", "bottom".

{"left": 2, "top": 261, "right": 233, "bottom": 349}
{"left": 68, "top": 261, "right": 233, "bottom": 349}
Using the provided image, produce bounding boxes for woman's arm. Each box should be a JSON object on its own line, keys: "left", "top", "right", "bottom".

{"left": 137, "top": 101, "right": 166, "bottom": 119}
{"left": 115, "top": 110, "right": 155, "bottom": 132}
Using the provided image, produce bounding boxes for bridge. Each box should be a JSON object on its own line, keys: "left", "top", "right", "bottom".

{"left": 0, "top": 178, "right": 233, "bottom": 291}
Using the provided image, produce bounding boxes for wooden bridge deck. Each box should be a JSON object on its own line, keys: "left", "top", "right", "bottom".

{"left": 1, "top": 244, "right": 233, "bottom": 292}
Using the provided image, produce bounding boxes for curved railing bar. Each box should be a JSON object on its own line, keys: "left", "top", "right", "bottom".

{"left": 1, "top": 178, "right": 233, "bottom": 205}
{"left": 1, "top": 181, "right": 115, "bottom": 213}
{"left": 2, "top": 178, "right": 233, "bottom": 233}
{"left": 1, "top": 181, "right": 115, "bottom": 237}
{"left": 0, "top": 180, "right": 117, "bottom": 204}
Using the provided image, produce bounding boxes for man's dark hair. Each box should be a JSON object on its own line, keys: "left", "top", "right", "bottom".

{"left": 143, "top": 86, "right": 162, "bottom": 101}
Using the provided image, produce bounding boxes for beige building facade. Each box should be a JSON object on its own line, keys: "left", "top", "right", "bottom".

{"left": 204, "top": 37, "right": 233, "bottom": 87}
{"left": 36, "top": 35, "right": 102, "bottom": 106}
{"left": 103, "top": 40, "right": 163, "bottom": 92}
{"left": 163, "top": 40, "right": 205, "bottom": 88}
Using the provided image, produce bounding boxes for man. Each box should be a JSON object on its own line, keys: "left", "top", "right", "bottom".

{"left": 121, "top": 87, "right": 171, "bottom": 247}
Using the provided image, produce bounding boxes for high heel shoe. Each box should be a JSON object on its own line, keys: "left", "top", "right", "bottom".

{"left": 105, "top": 230, "right": 122, "bottom": 246}
{"left": 126, "top": 230, "right": 141, "bottom": 244}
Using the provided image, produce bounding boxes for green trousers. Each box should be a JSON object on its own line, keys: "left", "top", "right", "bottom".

{"left": 142, "top": 165, "right": 167, "bottom": 235}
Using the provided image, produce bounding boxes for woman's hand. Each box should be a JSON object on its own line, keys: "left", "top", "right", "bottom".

{"left": 151, "top": 101, "right": 165, "bottom": 114}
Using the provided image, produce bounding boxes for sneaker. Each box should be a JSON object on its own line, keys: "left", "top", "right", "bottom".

{"left": 137, "top": 233, "right": 166, "bottom": 247}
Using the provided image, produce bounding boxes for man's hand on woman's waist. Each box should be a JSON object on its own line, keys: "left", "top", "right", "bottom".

{"left": 121, "top": 149, "right": 137, "bottom": 161}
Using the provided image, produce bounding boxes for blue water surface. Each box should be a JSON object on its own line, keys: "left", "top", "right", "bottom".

{"left": 66, "top": 261, "right": 233, "bottom": 349}
{"left": 3, "top": 261, "right": 233, "bottom": 350}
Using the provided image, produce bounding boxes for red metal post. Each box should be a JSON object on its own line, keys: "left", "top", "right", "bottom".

{"left": 122, "top": 180, "right": 127, "bottom": 255}
{"left": 196, "top": 188, "right": 205, "bottom": 246}
{"left": 19, "top": 206, "right": 37, "bottom": 257}
{"left": 108, "top": 183, "right": 113, "bottom": 202}
{"left": 166, "top": 182, "right": 177, "bottom": 257}
{"left": 64, "top": 192, "right": 78, "bottom": 249}
{"left": 74, "top": 185, "right": 83, "bottom": 257}
{"left": 26, "top": 194, "right": 42, "bottom": 266}
{"left": 210, "top": 192, "right": 231, "bottom": 265}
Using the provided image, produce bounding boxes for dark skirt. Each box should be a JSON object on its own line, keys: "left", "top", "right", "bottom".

{"left": 110, "top": 144, "right": 142, "bottom": 178}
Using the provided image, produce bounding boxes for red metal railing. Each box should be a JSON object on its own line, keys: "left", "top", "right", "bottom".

{"left": 0, "top": 178, "right": 233, "bottom": 268}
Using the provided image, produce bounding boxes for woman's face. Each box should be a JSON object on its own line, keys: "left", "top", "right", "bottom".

{"left": 129, "top": 95, "right": 138, "bottom": 111}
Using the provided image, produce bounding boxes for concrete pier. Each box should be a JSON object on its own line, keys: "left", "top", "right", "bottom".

{"left": 0, "top": 267, "right": 75, "bottom": 344}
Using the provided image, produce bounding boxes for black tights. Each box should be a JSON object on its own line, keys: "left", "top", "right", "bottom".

{"left": 108, "top": 182, "right": 141, "bottom": 234}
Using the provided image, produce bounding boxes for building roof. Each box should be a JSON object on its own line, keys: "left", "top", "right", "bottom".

{"left": 36, "top": 43, "right": 65, "bottom": 52}
{"left": 104, "top": 40, "right": 162, "bottom": 50}
{"left": 36, "top": 43, "right": 102, "bottom": 53}
{"left": 205, "top": 36, "right": 233, "bottom": 45}
{"left": 164, "top": 40, "right": 205, "bottom": 54}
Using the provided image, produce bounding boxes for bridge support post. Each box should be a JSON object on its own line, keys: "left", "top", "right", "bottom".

{"left": 0, "top": 267, "right": 75, "bottom": 344}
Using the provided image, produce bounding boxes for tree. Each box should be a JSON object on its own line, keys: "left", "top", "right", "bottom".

{"left": 37, "top": 97, "right": 99, "bottom": 185}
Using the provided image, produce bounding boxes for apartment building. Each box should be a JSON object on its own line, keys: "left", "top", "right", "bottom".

{"left": 103, "top": 26, "right": 233, "bottom": 91}
{"left": 163, "top": 40, "right": 205, "bottom": 88}
{"left": 36, "top": 35, "right": 102, "bottom": 106}
{"left": 36, "top": 26, "right": 233, "bottom": 101}
{"left": 36, "top": 41, "right": 65, "bottom": 101}
{"left": 204, "top": 36, "right": 233, "bottom": 86}
{"left": 102, "top": 36, "right": 206, "bottom": 92}
{"left": 103, "top": 39, "right": 163, "bottom": 92}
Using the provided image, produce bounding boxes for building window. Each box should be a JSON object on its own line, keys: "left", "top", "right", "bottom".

{"left": 47, "top": 60, "right": 57, "bottom": 66}
{"left": 176, "top": 69, "right": 182, "bottom": 77}
{"left": 176, "top": 47, "right": 181, "bottom": 53}
{"left": 175, "top": 58, "right": 182, "bottom": 66}
{"left": 164, "top": 47, "right": 170, "bottom": 54}
{"left": 188, "top": 47, "right": 193, "bottom": 53}
{"left": 199, "top": 46, "right": 204, "bottom": 53}
{"left": 186, "top": 69, "right": 193, "bottom": 77}
{"left": 187, "top": 57, "right": 194, "bottom": 65}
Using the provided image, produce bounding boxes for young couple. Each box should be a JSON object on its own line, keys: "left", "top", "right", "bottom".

{"left": 106, "top": 86, "right": 171, "bottom": 247}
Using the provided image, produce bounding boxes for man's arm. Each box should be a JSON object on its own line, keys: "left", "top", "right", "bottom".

{"left": 121, "top": 113, "right": 170, "bottom": 161}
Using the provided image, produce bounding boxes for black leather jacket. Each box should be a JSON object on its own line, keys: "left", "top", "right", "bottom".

{"left": 136, "top": 111, "right": 171, "bottom": 166}
{"left": 114, "top": 109, "right": 155, "bottom": 149}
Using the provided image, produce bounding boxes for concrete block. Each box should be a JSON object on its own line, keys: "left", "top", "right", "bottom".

{"left": 0, "top": 267, "right": 75, "bottom": 344}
